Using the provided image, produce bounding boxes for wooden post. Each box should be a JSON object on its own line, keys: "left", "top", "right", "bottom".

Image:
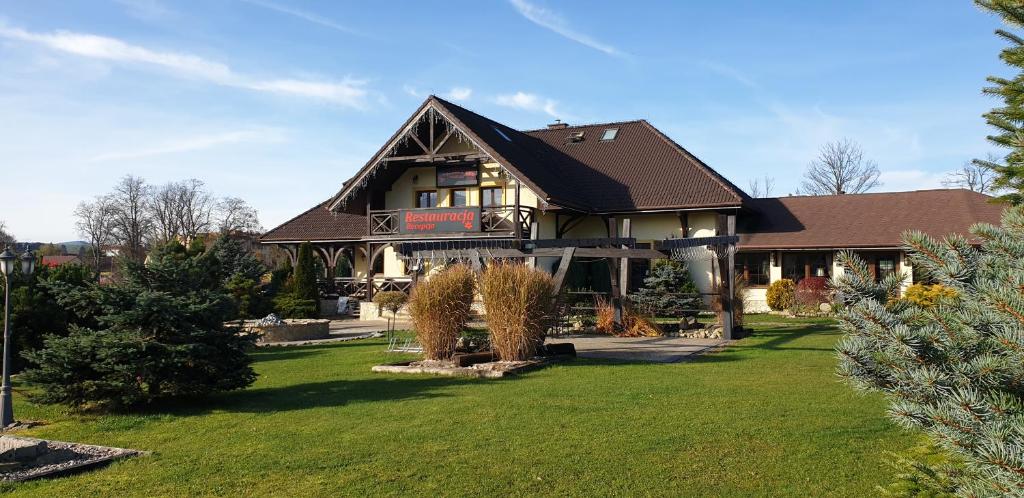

{"left": 620, "top": 218, "right": 631, "bottom": 293}
{"left": 365, "top": 242, "right": 374, "bottom": 301}
{"left": 606, "top": 217, "right": 622, "bottom": 325}
{"left": 723, "top": 215, "right": 737, "bottom": 340}
{"left": 526, "top": 221, "right": 538, "bottom": 268}
{"left": 513, "top": 180, "right": 522, "bottom": 240}
{"left": 551, "top": 247, "right": 576, "bottom": 294}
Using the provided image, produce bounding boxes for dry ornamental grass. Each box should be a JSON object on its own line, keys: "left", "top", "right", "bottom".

{"left": 480, "top": 263, "right": 556, "bottom": 361}
{"left": 408, "top": 265, "right": 476, "bottom": 360}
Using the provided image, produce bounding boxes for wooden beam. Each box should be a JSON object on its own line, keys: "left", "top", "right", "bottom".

{"left": 551, "top": 247, "right": 576, "bottom": 294}
{"left": 408, "top": 132, "right": 430, "bottom": 154}
{"left": 433, "top": 129, "right": 454, "bottom": 153}
{"left": 723, "top": 214, "right": 737, "bottom": 340}
{"left": 513, "top": 181, "right": 522, "bottom": 240}
{"left": 620, "top": 218, "right": 631, "bottom": 293}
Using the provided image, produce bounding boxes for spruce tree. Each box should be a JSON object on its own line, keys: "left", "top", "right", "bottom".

{"left": 293, "top": 241, "right": 318, "bottom": 302}
{"left": 977, "top": 1, "right": 1024, "bottom": 204}
{"left": 23, "top": 242, "right": 257, "bottom": 409}
{"left": 834, "top": 205, "right": 1024, "bottom": 496}
{"left": 629, "top": 259, "right": 702, "bottom": 317}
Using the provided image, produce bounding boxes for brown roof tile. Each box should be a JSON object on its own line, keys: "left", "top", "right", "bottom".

{"left": 260, "top": 200, "right": 366, "bottom": 242}
{"left": 738, "top": 189, "right": 1007, "bottom": 250}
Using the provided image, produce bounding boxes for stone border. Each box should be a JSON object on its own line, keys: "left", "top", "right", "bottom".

{"left": 0, "top": 437, "right": 145, "bottom": 482}
{"left": 371, "top": 355, "right": 570, "bottom": 378}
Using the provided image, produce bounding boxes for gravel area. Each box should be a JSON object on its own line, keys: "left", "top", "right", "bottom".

{"left": 0, "top": 438, "right": 142, "bottom": 482}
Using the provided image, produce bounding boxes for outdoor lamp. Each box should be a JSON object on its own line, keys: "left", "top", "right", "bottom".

{"left": 0, "top": 248, "right": 14, "bottom": 277}
{"left": 19, "top": 251, "right": 34, "bottom": 276}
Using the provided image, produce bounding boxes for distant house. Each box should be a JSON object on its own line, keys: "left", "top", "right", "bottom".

{"left": 41, "top": 254, "right": 82, "bottom": 268}
{"left": 261, "top": 96, "right": 1007, "bottom": 316}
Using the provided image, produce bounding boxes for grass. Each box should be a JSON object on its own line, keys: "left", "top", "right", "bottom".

{"left": 3, "top": 317, "right": 912, "bottom": 496}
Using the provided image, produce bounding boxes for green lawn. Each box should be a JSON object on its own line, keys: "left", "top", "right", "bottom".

{"left": 4, "top": 317, "right": 912, "bottom": 496}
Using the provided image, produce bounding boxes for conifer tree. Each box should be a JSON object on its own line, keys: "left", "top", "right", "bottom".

{"left": 834, "top": 205, "right": 1024, "bottom": 496}
{"left": 629, "top": 259, "right": 702, "bottom": 317}
{"left": 293, "top": 241, "right": 318, "bottom": 302}
{"left": 977, "top": 1, "right": 1024, "bottom": 204}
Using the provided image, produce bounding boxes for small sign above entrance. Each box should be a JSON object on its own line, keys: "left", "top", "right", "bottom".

{"left": 399, "top": 208, "right": 481, "bottom": 234}
{"left": 436, "top": 163, "right": 479, "bottom": 187}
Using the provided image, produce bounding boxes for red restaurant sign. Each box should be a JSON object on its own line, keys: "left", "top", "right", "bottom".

{"left": 399, "top": 208, "right": 481, "bottom": 234}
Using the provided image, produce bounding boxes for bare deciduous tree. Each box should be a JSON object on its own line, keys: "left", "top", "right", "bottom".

{"left": 748, "top": 176, "right": 776, "bottom": 198}
{"left": 109, "top": 175, "right": 153, "bottom": 263}
{"left": 149, "top": 182, "right": 182, "bottom": 244}
{"left": 216, "top": 197, "right": 262, "bottom": 235}
{"left": 0, "top": 221, "right": 14, "bottom": 248}
{"left": 174, "top": 179, "right": 215, "bottom": 243}
{"left": 943, "top": 154, "right": 1000, "bottom": 194}
{"left": 801, "top": 139, "right": 882, "bottom": 195}
{"left": 74, "top": 196, "right": 115, "bottom": 276}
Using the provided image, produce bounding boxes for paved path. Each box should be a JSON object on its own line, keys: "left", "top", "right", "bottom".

{"left": 546, "top": 335, "right": 729, "bottom": 363}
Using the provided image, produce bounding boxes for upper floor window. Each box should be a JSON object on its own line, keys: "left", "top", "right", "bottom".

{"left": 416, "top": 190, "right": 437, "bottom": 208}
{"left": 601, "top": 128, "right": 619, "bottom": 141}
{"left": 450, "top": 189, "right": 468, "bottom": 207}
{"left": 481, "top": 187, "right": 502, "bottom": 207}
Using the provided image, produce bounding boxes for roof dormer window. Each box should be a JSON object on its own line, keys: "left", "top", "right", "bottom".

{"left": 601, "top": 128, "right": 619, "bottom": 141}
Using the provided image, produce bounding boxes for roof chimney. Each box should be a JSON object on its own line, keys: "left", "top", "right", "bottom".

{"left": 547, "top": 119, "right": 568, "bottom": 130}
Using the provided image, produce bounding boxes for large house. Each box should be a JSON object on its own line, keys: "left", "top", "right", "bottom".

{"left": 261, "top": 96, "right": 1006, "bottom": 315}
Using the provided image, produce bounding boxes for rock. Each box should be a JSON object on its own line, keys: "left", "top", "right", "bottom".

{"left": 0, "top": 436, "right": 48, "bottom": 463}
{"left": 819, "top": 302, "right": 832, "bottom": 313}
{"left": 255, "top": 313, "right": 285, "bottom": 326}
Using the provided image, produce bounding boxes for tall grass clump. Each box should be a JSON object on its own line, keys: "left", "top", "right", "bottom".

{"left": 480, "top": 263, "right": 556, "bottom": 361}
{"left": 408, "top": 265, "right": 475, "bottom": 360}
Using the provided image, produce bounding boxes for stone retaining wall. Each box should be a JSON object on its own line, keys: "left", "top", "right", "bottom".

{"left": 243, "top": 319, "right": 331, "bottom": 343}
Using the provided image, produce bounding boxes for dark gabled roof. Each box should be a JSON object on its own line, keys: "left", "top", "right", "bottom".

{"left": 327, "top": 96, "right": 746, "bottom": 213}
{"left": 524, "top": 120, "right": 748, "bottom": 211}
{"left": 261, "top": 200, "right": 366, "bottom": 242}
{"left": 737, "top": 189, "right": 1007, "bottom": 250}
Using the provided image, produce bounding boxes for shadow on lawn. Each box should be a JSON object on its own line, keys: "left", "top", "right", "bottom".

{"left": 159, "top": 375, "right": 476, "bottom": 416}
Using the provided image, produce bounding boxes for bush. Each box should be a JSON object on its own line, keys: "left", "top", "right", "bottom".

{"left": 272, "top": 293, "right": 319, "bottom": 319}
{"left": 22, "top": 243, "right": 257, "bottom": 410}
{"left": 766, "top": 279, "right": 796, "bottom": 311}
{"left": 480, "top": 263, "right": 556, "bottom": 361}
{"left": 834, "top": 205, "right": 1024, "bottom": 494}
{"left": 595, "top": 297, "right": 616, "bottom": 335}
{"left": 373, "top": 291, "right": 408, "bottom": 337}
{"left": 902, "top": 283, "right": 957, "bottom": 308}
{"left": 794, "top": 276, "right": 830, "bottom": 313}
{"left": 629, "top": 259, "right": 701, "bottom": 317}
{"left": 408, "top": 265, "right": 475, "bottom": 360}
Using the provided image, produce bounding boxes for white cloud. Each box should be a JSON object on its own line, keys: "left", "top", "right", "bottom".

{"left": 495, "top": 91, "right": 561, "bottom": 118}
{"left": 0, "top": 25, "right": 370, "bottom": 108}
{"left": 89, "top": 128, "right": 287, "bottom": 162}
{"left": 403, "top": 84, "right": 423, "bottom": 98}
{"left": 508, "top": 0, "right": 624, "bottom": 57}
{"left": 445, "top": 87, "right": 472, "bottom": 101}
{"left": 238, "top": 0, "right": 367, "bottom": 37}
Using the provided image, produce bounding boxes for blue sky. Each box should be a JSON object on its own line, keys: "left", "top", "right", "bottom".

{"left": 0, "top": 0, "right": 1008, "bottom": 242}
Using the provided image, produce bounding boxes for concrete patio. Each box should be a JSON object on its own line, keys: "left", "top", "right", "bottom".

{"left": 546, "top": 335, "right": 729, "bottom": 363}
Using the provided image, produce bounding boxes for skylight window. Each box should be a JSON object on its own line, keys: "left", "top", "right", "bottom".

{"left": 601, "top": 128, "right": 619, "bottom": 141}
{"left": 492, "top": 126, "right": 512, "bottom": 142}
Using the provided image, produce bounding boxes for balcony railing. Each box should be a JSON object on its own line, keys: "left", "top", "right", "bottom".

{"left": 322, "top": 277, "right": 414, "bottom": 298}
{"left": 369, "top": 205, "right": 535, "bottom": 237}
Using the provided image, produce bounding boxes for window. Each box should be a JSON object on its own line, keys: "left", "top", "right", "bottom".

{"left": 877, "top": 258, "right": 896, "bottom": 280}
{"left": 735, "top": 252, "right": 770, "bottom": 286}
{"left": 782, "top": 252, "right": 831, "bottom": 282}
{"left": 481, "top": 187, "right": 503, "bottom": 207}
{"left": 601, "top": 128, "right": 618, "bottom": 141}
{"left": 416, "top": 190, "right": 437, "bottom": 208}
{"left": 450, "top": 189, "right": 468, "bottom": 207}
{"left": 492, "top": 126, "right": 512, "bottom": 142}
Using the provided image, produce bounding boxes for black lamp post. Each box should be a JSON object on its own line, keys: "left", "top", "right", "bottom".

{"left": 0, "top": 247, "right": 35, "bottom": 428}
